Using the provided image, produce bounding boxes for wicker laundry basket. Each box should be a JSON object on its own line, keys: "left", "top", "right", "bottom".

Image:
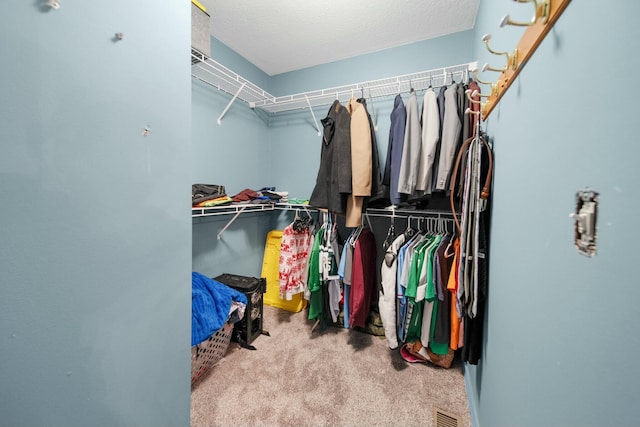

{"left": 191, "top": 321, "right": 234, "bottom": 384}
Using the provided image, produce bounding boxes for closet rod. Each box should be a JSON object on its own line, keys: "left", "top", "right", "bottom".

{"left": 274, "top": 203, "right": 318, "bottom": 214}
{"left": 365, "top": 208, "right": 459, "bottom": 218}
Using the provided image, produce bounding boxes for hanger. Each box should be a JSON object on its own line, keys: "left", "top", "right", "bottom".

{"left": 418, "top": 217, "right": 426, "bottom": 234}
{"left": 367, "top": 88, "right": 378, "bottom": 131}
{"left": 443, "top": 218, "right": 456, "bottom": 257}
{"left": 404, "top": 215, "right": 415, "bottom": 237}
{"left": 351, "top": 224, "right": 364, "bottom": 247}
{"left": 382, "top": 214, "right": 396, "bottom": 250}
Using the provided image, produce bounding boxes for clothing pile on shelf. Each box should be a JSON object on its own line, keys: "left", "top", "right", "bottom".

{"left": 191, "top": 184, "right": 289, "bottom": 207}
{"left": 192, "top": 183, "right": 231, "bottom": 207}
{"left": 384, "top": 80, "right": 481, "bottom": 208}
{"left": 230, "top": 187, "right": 288, "bottom": 204}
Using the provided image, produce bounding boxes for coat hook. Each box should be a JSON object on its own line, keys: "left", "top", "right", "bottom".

{"left": 465, "top": 89, "right": 482, "bottom": 105}
{"left": 500, "top": 0, "right": 550, "bottom": 27}
{"left": 472, "top": 89, "right": 490, "bottom": 99}
{"left": 482, "top": 34, "right": 518, "bottom": 71}
{"left": 473, "top": 69, "right": 498, "bottom": 96}
{"left": 482, "top": 62, "right": 508, "bottom": 74}
{"left": 465, "top": 107, "right": 481, "bottom": 116}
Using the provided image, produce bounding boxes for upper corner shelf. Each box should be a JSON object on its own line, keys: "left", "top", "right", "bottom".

{"left": 191, "top": 49, "right": 274, "bottom": 107}
{"left": 191, "top": 49, "right": 477, "bottom": 115}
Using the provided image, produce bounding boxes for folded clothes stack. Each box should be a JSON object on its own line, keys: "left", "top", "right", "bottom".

{"left": 193, "top": 184, "right": 299, "bottom": 207}
{"left": 192, "top": 184, "right": 233, "bottom": 207}
{"left": 230, "top": 187, "right": 289, "bottom": 204}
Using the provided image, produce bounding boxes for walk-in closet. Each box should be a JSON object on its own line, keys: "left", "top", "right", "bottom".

{"left": 2, "top": 2, "right": 639, "bottom": 427}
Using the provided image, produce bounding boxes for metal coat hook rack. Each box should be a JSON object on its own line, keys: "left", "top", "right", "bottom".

{"left": 475, "top": 0, "right": 571, "bottom": 120}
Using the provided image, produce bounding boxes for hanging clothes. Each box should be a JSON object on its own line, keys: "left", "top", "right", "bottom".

{"left": 446, "top": 238, "right": 461, "bottom": 350}
{"left": 455, "top": 80, "right": 481, "bottom": 198}
{"left": 415, "top": 87, "right": 440, "bottom": 194}
{"left": 396, "top": 229, "right": 425, "bottom": 342}
{"left": 382, "top": 95, "right": 407, "bottom": 205}
{"left": 357, "top": 98, "right": 384, "bottom": 206}
{"left": 445, "top": 82, "right": 469, "bottom": 195}
{"left": 397, "top": 91, "right": 422, "bottom": 196}
{"left": 345, "top": 98, "right": 372, "bottom": 227}
{"left": 309, "top": 100, "right": 352, "bottom": 215}
{"left": 379, "top": 232, "right": 407, "bottom": 349}
{"left": 307, "top": 217, "right": 342, "bottom": 329}
{"left": 348, "top": 226, "right": 377, "bottom": 329}
{"left": 429, "top": 86, "right": 447, "bottom": 193}
{"left": 338, "top": 229, "right": 355, "bottom": 329}
{"left": 307, "top": 225, "right": 324, "bottom": 321}
{"left": 278, "top": 216, "right": 313, "bottom": 300}
{"left": 384, "top": 219, "right": 461, "bottom": 361}
{"left": 449, "top": 112, "right": 493, "bottom": 364}
{"left": 435, "top": 84, "right": 462, "bottom": 191}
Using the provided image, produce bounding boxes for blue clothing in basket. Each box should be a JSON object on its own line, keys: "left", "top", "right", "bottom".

{"left": 192, "top": 272, "right": 247, "bottom": 346}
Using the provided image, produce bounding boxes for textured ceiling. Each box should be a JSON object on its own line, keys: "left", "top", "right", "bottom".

{"left": 197, "top": 0, "right": 479, "bottom": 76}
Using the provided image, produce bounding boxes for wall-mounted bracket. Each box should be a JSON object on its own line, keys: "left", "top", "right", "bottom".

{"left": 304, "top": 94, "right": 322, "bottom": 136}
{"left": 218, "top": 82, "right": 246, "bottom": 124}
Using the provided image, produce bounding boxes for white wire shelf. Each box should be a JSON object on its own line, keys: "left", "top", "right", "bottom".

{"left": 191, "top": 203, "right": 276, "bottom": 218}
{"left": 191, "top": 48, "right": 477, "bottom": 116}
{"left": 192, "top": 202, "right": 318, "bottom": 239}
{"left": 253, "top": 62, "right": 478, "bottom": 113}
{"left": 191, "top": 202, "right": 317, "bottom": 218}
{"left": 191, "top": 49, "right": 275, "bottom": 106}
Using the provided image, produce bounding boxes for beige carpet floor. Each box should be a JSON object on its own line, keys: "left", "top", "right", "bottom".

{"left": 191, "top": 304, "right": 471, "bottom": 427}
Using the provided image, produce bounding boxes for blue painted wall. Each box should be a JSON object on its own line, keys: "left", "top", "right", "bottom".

{"left": 465, "top": 1, "right": 640, "bottom": 426}
{"left": 0, "top": 2, "right": 192, "bottom": 427}
{"left": 270, "top": 30, "right": 476, "bottom": 95}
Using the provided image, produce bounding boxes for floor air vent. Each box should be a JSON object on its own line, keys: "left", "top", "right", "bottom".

{"left": 434, "top": 407, "right": 462, "bottom": 427}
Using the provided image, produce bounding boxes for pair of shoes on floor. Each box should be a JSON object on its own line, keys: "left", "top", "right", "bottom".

{"left": 400, "top": 340, "right": 454, "bottom": 369}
